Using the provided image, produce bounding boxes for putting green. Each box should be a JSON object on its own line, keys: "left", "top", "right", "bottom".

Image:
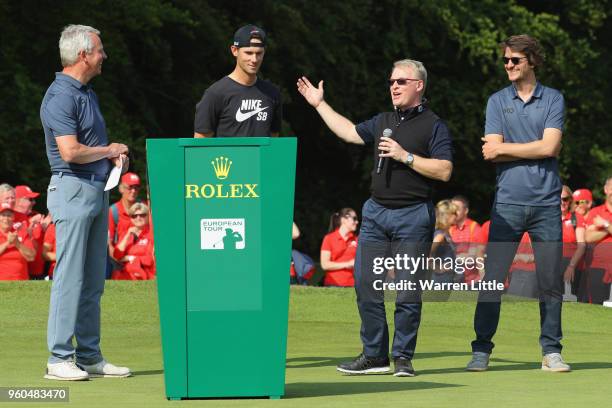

{"left": 1, "top": 282, "right": 610, "bottom": 407}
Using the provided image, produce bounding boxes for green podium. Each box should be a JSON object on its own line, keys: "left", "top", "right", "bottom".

{"left": 146, "top": 137, "right": 297, "bottom": 400}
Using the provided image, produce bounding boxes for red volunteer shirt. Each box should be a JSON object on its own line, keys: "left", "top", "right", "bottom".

{"left": 449, "top": 218, "right": 482, "bottom": 282}
{"left": 584, "top": 204, "right": 612, "bottom": 281}
{"left": 112, "top": 225, "right": 155, "bottom": 280}
{"left": 320, "top": 229, "right": 358, "bottom": 287}
{"left": 450, "top": 218, "right": 481, "bottom": 246}
{"left": 108, "top": 200, "right": 132, "bottom": 245}
{"left": 510, "top": 232, "right": 535, "bottom": 272}
{"left": 43, "top": 223, "right": 56, "bottom": 278}
{"left": 0, "top": 227, "right": 34, "bottom": 280}
{"left": 479, "top": 221, "right": 490, "bottom": 244}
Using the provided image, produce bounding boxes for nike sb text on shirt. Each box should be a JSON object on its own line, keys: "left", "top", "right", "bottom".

{"left": 194, "top": 76, "right": 282, "bottom": 137}
{"left": 235, "top": 99, "right": 269, "bottom": 122}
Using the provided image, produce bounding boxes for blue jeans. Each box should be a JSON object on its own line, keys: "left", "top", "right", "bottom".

{"left": 46, "top": 174, "right": 109, "bottom": 364}
{"left": 472, "top": 203, "right": 563, "bottom": 355}
{"left": 354, "top": 198, "right": 434, "bottom": 360}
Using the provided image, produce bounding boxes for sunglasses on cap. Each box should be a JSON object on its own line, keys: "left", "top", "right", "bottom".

{"left": 502, "top": 56, "right": 528, "bottom": 65}
{"left": 388, "top": 78, "right": 420, "bottom": 87}
{"left": 131, "top": 213, "right": 147, "bottom": 219}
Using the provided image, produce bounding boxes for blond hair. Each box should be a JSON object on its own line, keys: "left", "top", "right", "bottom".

{"left": 129, "top": 202, "right": 149, "bottom": 216}
{"left": 435, "top": 199, "right": 458, "bottom": 230}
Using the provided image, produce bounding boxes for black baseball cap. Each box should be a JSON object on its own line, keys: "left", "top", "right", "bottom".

{"left": 233, "top": 25, "right": 266, "bottom": 48}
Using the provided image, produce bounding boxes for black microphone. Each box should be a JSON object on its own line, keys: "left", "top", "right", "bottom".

{"left": 376, "top": 128, "right": 393, "bottom": 175}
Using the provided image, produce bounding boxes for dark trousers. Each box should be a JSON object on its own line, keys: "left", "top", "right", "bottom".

{"left": 472, "top": 203, "right": 563, "bottom": 355}
{"left": 354, "top": 198, "right": 434, "bottom": 360}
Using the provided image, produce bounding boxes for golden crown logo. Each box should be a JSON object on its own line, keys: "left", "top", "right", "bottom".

{"left": 211, "top": 156, "right": 232, "bottom": 180}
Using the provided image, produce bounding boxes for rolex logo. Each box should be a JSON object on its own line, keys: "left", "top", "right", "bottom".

{"left": 211, "top": 156, "right": 232, "bottom": 180}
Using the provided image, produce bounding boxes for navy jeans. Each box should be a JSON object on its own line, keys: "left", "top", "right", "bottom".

{"left": 354, "top": 198, "right": 434, "bottom": 360}
{"left": 472, "top": 203, "right": 563, "bottom": 355}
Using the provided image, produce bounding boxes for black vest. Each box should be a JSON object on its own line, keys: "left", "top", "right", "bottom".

{"left": 370, "top": 107, "right": 440, "bottom": 208}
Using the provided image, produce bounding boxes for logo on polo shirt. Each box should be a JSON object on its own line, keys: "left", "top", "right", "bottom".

{"left": 235, "top": 99, "right": 269, "bottom": 122}
{"left": 502, "top": 107, "right": 514, "bottom": 114}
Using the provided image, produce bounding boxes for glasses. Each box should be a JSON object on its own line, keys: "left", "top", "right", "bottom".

{"left": 131, "top": 213, "right": 147, "bottom": 219}
{"left": 502, "top": 56, "right": 528, "bottom": 65}
{"left": 388, "top": 78, "right": 420, "bottom": 87}
{"left": 561, "top": 196, "right": 572, "bottom": 202}
{"left": 345, "top": 215, "right": 359, "bottom": 222}
{"left": 576, "top": 200, "right": 590, "bottom": 205}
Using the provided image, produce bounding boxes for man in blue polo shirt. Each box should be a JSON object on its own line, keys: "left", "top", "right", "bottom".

{"left": 466, "top": 35, "right": 569, "bottom": 372}
{"left": 40, "top": 24, "right": 131, "bottom": 380}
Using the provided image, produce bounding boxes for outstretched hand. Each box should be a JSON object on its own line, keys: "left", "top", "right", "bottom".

{"left": 296, "top": 76, "right": 324, "bottom": 108}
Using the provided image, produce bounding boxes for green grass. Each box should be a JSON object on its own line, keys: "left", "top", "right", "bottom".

{"left": 1, "top": 282, "right": 611, "bottom": 407}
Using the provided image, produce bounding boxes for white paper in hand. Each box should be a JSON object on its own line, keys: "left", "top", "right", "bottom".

{"left": 105, "top": 158, "right": 123, "bottom": 191}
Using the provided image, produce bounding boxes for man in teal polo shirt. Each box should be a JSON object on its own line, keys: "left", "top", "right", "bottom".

{"left": 40, "top": 24, "right": 131, "bottom": 380}
{"left": 466, "top": 35, "right": 569, "bottom": 372}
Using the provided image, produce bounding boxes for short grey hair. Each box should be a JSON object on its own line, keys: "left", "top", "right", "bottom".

{"left": 392, "top": 59, "right": 428, "bottom": 92}
{"left": 0, "top": 183, "right": 14, "bottom": 195}
{"left": 59, "top": 24, "right": 100, "bottom": 67}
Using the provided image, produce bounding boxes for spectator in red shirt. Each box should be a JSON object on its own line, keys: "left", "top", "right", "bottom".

{"left": 14, "top": 185, "right": 52, "bottom": 279}
{"left": 507, "top": 232, "right": 536, "bottom": 297}
{"left": 42, "top": 221, "right": 57, "bottom": 279}
{"left": 430, "top": 199, "right": 459, "bottom": 283}
{"left": 320, "top": 208, "right": 359, "bottom": 287}
{"left": 108, "top": 172, "right": 143, "bottom": 257}
{"left": 560, "top": 186, "right": 586, "bottom": 298}
{"left": 450, "top": 195, "right": 482, "bottom": 283}
{"left": 584, "top": 176, "right": 612, "bottom": 304}
{"left": 112, "top": 203, "right": 155, "bottom": 280}
{"left": 0, "top": 202, "right": 35, "bottom": 280}
{"left": 572, "top": 188, "right": 593, "bottom": 218}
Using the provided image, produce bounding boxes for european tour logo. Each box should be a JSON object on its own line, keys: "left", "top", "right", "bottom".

{"left": 185, "top": 156, "right": 259, "bottom": 199}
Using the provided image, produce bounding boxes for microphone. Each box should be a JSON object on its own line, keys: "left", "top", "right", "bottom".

{"left": 376, "top": 128, "right": 393, "bottom": 175}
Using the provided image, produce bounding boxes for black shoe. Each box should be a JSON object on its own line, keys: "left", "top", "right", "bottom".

{"left": 336, "top": 353, "right": 390, "bottom": 375}
{"left": 393, "top": 357, "right": 415, "bottom": 377}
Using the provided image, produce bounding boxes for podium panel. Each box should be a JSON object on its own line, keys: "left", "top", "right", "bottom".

{"left": 147, "top": 137, "right": 296, "bottom": 399}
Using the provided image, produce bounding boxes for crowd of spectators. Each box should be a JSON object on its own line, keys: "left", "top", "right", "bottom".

{"left": 0, "top": 172, "right": 155, "bottom": 281}
{"left": 2, "top": 172, "right": 611, "bottom": 305}
{"left": 292, "top": 177, "right": 612, "bottom": 306}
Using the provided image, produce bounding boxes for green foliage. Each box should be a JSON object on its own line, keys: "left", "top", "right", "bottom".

{"left": 0, "top": 0, "right": 610, "bottom": 254}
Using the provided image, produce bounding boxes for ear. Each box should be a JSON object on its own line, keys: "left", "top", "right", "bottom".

{"left": 230, "top": 45, "right": 239, "bottom": 57}
{"left": 78, "top": 49, "right": 88, "bottom": 63}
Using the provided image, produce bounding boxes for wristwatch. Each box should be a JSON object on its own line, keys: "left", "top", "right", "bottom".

{"left": 604, "top": 220, "right": 611, "bottom": 230}
{"left": 404, "top": 152, "right": 415, "bottom": 167}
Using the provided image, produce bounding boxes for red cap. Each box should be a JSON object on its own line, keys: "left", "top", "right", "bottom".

{"left": 120, "top": 172, "right": 141, "bottom": 186}
{"left": 15, "top": 185, "right": 40, "bottom": 199}
{"left": 572, "top": 188, "right": 593, "bottom": 202}
{"left": 0, "top": 202, "right": 13, "bottom": 213}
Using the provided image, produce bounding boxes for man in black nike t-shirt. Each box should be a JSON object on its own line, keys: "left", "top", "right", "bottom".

{"left": 194, "top": 25, "right": 282, "bottom": 138}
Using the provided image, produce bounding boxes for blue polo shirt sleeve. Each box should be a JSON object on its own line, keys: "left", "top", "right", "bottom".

{"left": 484, "top": 95, "right": 503, "bottom": 136}
{"left": 429, "top": 120, "right": 453, "bottom": 161}
{"left": 355, "top": 114, "right": 382, "bottom": 144}
{"left": 545, "top": 92, "right": 565, "bottom": 131}
{"left": 44, "top": 93, "right": 78, "bottom": 137}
